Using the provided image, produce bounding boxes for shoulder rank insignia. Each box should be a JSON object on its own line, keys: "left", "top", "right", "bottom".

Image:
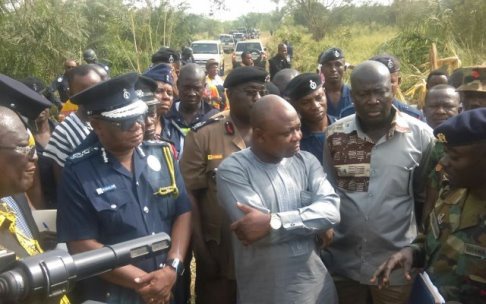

{"left": 143, "top": 139, "right": 170, "bottom": 147}
{"left": 191, "top": 115, "right": 224, "bottom": 132}
{"left": 68, "top": 146, "right": 99, "bottom": 162}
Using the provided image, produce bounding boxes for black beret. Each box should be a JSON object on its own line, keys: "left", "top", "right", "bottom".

{"left": 71, "top": 72, "right": 147, "bottom": 121}
{"left": 434, "top": 108, "right": 486, "bottom": 146}
{"left": 135, "top": 75, "right": 159, "bottom": 106}
{"left": 284, "top": 73, "right": 322, "bottom": 101}
{"left": 319, "top": 47, "right": 344, "bottom": 64}
{"left": 0, "top": 74, "right": 52, "bottom": 119}
{"left": 144, "top": 63, "right": 174, "bottom": 85}
{"left": 224, "top": 66, "right": 268, "bottom": 89}
{"left": 151, "top": 47, "right": 180, "bottom": 64}
{"left": 370, "top": 54, "right": 400, "bottom": 73}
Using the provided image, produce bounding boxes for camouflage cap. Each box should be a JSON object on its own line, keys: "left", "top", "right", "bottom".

{"left": 457, "top": 66, "right": 485, "bottom": 92}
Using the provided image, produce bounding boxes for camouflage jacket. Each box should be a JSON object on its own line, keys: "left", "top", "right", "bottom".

{"left": 413, "top": 186, "right": 486, "bottom": 303}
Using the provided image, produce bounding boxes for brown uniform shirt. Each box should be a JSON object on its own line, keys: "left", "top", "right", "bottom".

{"left": 180, "top": 110, "right": 246, "bottom": 280}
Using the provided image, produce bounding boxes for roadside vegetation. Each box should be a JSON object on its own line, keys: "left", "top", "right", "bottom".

{"left": 0, "top": 0, "right": 484, "bottom": 104}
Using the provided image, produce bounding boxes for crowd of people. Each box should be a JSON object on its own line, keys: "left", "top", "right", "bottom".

{"left": 0, "top": 43, "right": 484, "bottom": 304}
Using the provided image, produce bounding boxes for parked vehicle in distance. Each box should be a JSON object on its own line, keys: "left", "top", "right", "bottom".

{"left": 219, "top": 34, "right": 235, "bottom": 53}
{"left": 233, "top": 32, "right": 245, "bottom": 43}
{"left": 191, "top": 40, "right": 225, "bottom": 75}
{"left": 234, "top": 40, "right": 265, "bottom": 64}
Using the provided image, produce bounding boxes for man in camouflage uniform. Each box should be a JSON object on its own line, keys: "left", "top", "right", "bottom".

{"left": 422, "top": 66, "right": 485, "bottom": 228}
{"left": 371, "top": 108, "right": 486, "bottom": 304}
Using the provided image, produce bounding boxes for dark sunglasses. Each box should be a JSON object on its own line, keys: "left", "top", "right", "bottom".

{"left": 103, "top": 114, "right": 146, "bottom": 131}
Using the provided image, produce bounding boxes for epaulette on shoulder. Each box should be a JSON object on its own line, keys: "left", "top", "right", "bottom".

{"left": 143, "top": 139, "right": 171, "bottom": 147}
{"left": 191, "top": 115, "right": 224, "bottom": 132}
{"left": 67, "top": 146, "right": 99, "bottom": 163}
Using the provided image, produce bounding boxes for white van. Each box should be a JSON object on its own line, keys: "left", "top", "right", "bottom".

{"left": 191, "top": 40, "right": 225, "bottom": 75}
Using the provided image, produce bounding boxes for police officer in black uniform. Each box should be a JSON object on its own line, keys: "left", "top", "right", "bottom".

{"left": 57, "top": 73, "right": 191, "bottom": 304}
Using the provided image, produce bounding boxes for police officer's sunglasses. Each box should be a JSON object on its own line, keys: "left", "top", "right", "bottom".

{"left": 102, "top": 113, "right": 147, "bottom": 131}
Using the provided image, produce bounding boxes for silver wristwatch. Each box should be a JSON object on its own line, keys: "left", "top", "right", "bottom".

{"left": 165, "top": 258, "right": 185, "bottom": 276}
{"left": 270, "top": 213, "right": 282, "bottom": 230}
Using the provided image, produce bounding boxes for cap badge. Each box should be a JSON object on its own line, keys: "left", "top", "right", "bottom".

{"left": 387, "top": 59, "right": 394, "bottom": 69}
{"left": 309, "top": 80, "right": 317, "bottom": 90}
{"left": 333, "top": 50, "right": 340, "bottom": 58}
{"left": 123, "top": 89, "right": 131, "bottom": 100}
{"left": 169, "top": 55, "right": 174, "bottom": 63}
{"left": 135, "top": 89, "right": 144, "bottom": 98}
{"left": 436, "top": 133, "right": 447, "bottom": 143}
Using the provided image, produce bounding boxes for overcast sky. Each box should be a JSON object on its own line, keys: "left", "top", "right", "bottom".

{"left": 173, "top": 0, "right": 393, "bottom": 21}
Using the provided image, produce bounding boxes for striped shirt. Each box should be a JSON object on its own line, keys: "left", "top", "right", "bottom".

{"left": 1, "top": 196, "right": 33, "bottom": 239}
{"left": 44, "top": 112, "right": 92, "bottom": 167}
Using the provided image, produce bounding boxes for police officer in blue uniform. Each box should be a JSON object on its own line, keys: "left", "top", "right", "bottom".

{"left": 57, "top": 73, "right": 191, "bottom": 304}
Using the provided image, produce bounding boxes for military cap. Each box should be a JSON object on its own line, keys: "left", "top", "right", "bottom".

{"left": 284, "top": 73, "right": 322, "bottom": 101}
{"left": 144, "top": 63, "right": 174, "bottom": 85}
{"left": 370, "top": 54, "right": 400, "bottom": 73}
{"left": 434, "top": 108, "right": 486, "bottom": 146}
{"left": 0, "top": 74, "right": 52, "bottom": 119}
{"left": 457, "top": 66, "right": 485, "bottom": 92}
{"left": 136, "top": 75, "right": 159, "bottom": 106}
{"left": 224, "top": 66, "right": 268, "bottom": 89}
{"left": 319, "top": 47, "right": 344, "bottom": 64}
{"left": 71, "top": 72, "right": 147, "bottom": 121}
{"left": 151, "top": 47, "right": 180, "bottom": 64}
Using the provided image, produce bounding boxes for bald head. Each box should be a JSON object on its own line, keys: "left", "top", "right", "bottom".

{"left": 0, "top": 106, "right": 26, "bottom": 141}
{"left": 251, "top": 95, "right": 296, "bottom": 129}
{"left": 179, "top": 63, "right": 205, "bottom": 82}
{"left": 272, "top": 68, "right": 300, "bottom": 94}
{"left": 351, "top": 60, "right": 391, "bottom": 89}
{"left": 250, "top": 95, "right": 302, "bottom": 163}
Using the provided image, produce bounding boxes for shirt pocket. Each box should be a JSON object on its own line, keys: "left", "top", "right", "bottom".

{"left": 89, "top": 189, "right": 135, "bottom": 235}
{"left": 385, "top": 163, "right": 416, "bottom": 197}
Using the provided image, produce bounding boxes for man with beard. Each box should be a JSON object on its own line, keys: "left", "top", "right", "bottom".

{"left": 217, "top": 95, "right": 340, "bottom": 304}
{"left": 57, "top": 73, "right": 191, "bottom": 304}
{"left": 180, "top": 67, "right": 267, "bottom": 304}
{"left": 322, "top": 61, "right": 434, "bottom": 304}
{"left": 269, "top": 43, "right": 291, "bottom": 80}
{"left": 372, "top": 108, "right": 486, "bottom": 304}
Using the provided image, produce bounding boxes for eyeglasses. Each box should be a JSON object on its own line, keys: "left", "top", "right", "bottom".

{"left": 0, "top": 144, "right": 37, "bottom": 158}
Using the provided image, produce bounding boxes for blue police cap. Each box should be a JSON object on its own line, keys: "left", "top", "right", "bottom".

{"left": 143, "top": 63, "right": 174, "bottom": 85}
{"left": 71, "top": 72, "right": 147, "bottom": 121}
{"left": 224, "top": 66, "right": 268, "bottom": 89}
{"left": 370, "top": 54, "right": 400, "bottom": 74}
{"left": 284, "top": 73, "right": 322, "bottom": 101}
{"left": 151, "top": 47, "right": 180, "bottom": 64}
{"left": 434, "top": 108, "right": 486, "bottom": 146}
{"left": 135, "top": 75, "right": 159, "bottom": 106}
{"left": 0, "top": 74, "right": 52, "bottom": 119}
{"left": 319, "top": 47, "right": 344, "bottom": 64}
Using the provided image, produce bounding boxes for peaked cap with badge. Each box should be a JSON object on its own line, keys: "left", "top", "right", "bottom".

{"left": 143, "top": 63, "right": 174, "bottom": 85}
{"left": 0, "top": 74, "right": 52, "bottom": 119}
{"left": 223, "top": 66, "right": 268, "bottom": 89}
{"left": 457, "top": 66, "right": 485, "bottom": 92}
{"left": 284, "top": 73, "right": 322, "bottom": 101}
{"left": 70, "top": 72, "right": 147, "bottom": 121}
{"left": 135, "top": 75, "right": 159, "bottom": 106}
{"left": 319, "top": 47, "right": 344, "bottom": 64}
{"left": 434, "top": 107, "right": 486, "bottom": 146}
